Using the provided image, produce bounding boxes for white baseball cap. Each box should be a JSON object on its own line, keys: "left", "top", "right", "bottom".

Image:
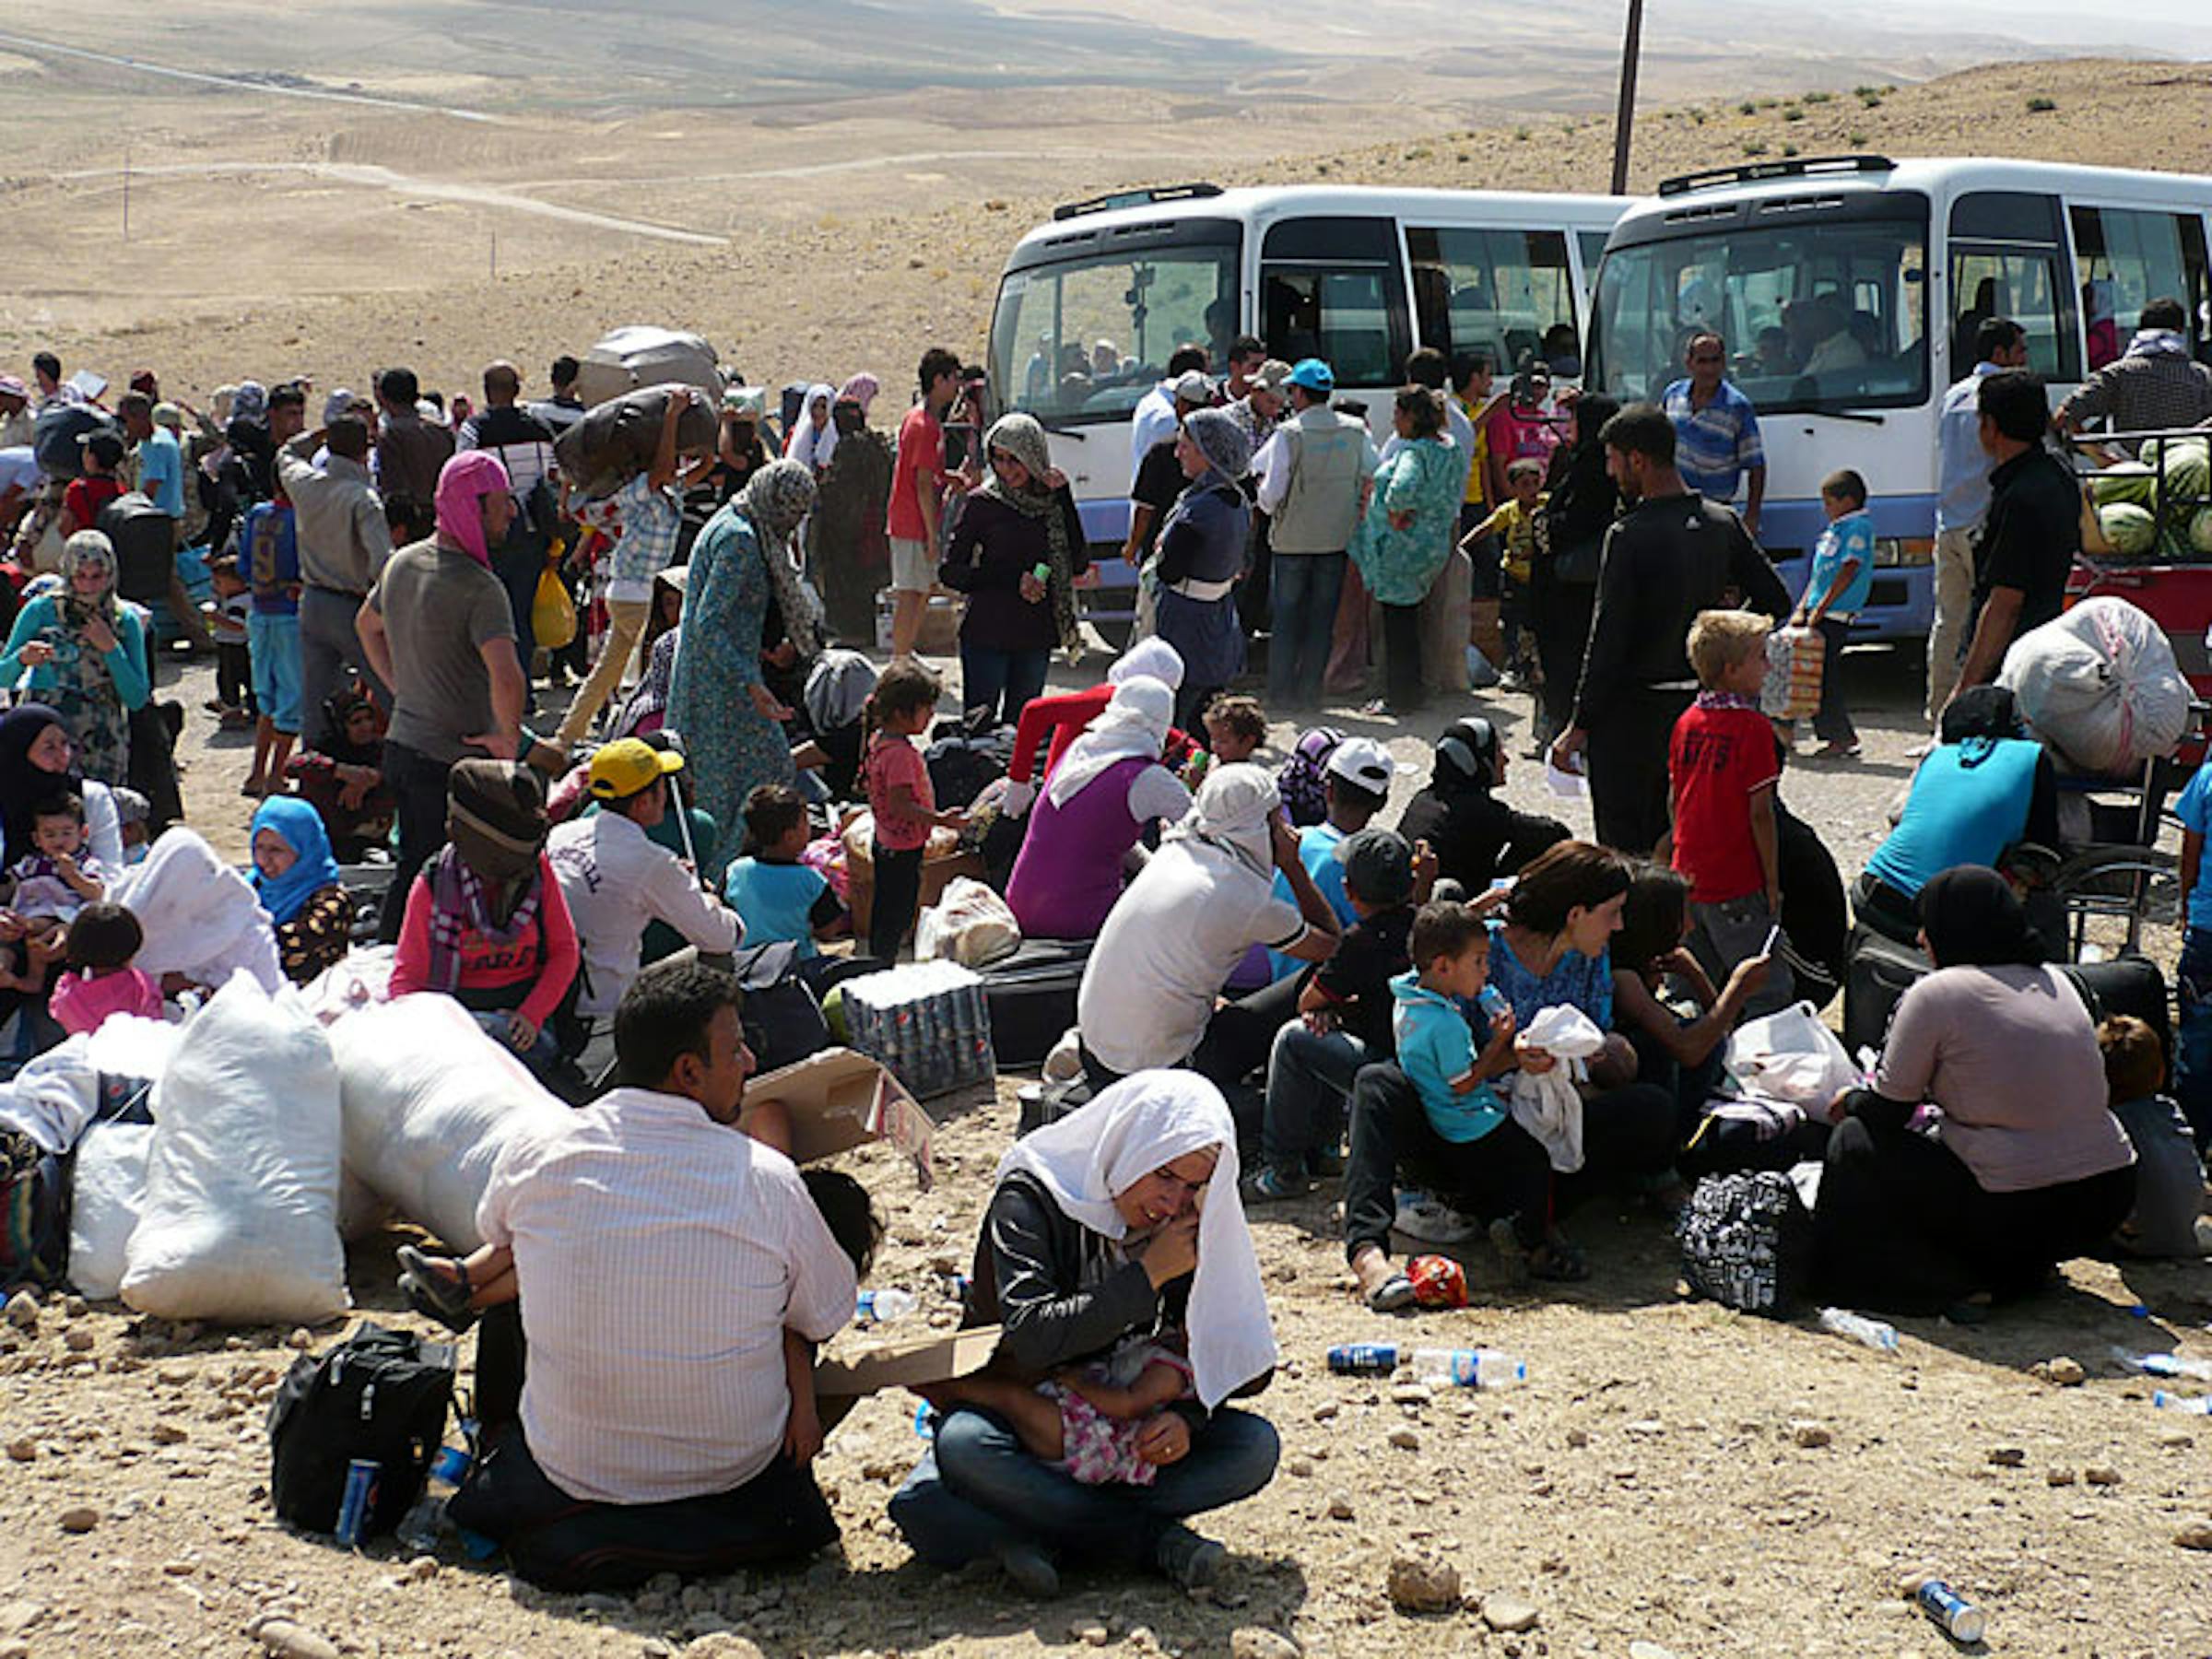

{"left": 1325, "top": 736, "right": 1394, "bottom": 794}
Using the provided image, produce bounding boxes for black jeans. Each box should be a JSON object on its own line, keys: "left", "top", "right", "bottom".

{"left": 1811, "top": 617, "right": 1856, "bottom": 747}
{"left": 868, "top": 841, "right": 925, "bottom": 962}
{"left": 1341, "top": 1062, "right": 1554, "bottom": 1263}
{"left": 1380, "top": 602, "right": 1425, "bottom": 712}
{"left": 1534, "top": 581, "right": 1595, "bottom": 738}
{"left": 377, "top": 742, "right": 453, "bottom": 944}
{"left": 1586, "top": 688, "right": 1692, "bottom": 856}
{"left": 489, "top": 528, "right": 542, "bottom": 684}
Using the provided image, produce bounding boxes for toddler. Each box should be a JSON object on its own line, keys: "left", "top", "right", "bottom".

{"left": 6, "top": 791, "right": 109, "bottom": 924}
{"left": 2099, "top": 1016, "right": 2209, "bottom": 1259}
{"left": 48, "top": 901, "right": 162, "bottom": 1037}
{"left": 1463, "top": 456, "right": 1546, "bottom": 682}
{"left": 861, "top": 662, "right": 964, "bottom": 961}
{"left": 1202, "top": 695, "right": 1266, "bottom": 765}
{"left": 724, "top": 782, "right": 846, "bottom": 959}
{"left": 1791, "top": 467, "right": 1873, "bottom": 760}
{"left": 924, "top": 1337, "right": 1196, "bottom": 1487}
{"left": 201, "top": 555, "right": 256, "bottom": 729}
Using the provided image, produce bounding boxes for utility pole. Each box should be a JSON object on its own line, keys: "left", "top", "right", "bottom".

{"left": 1610, "top": 0, "right": 1644, "bottom": 196}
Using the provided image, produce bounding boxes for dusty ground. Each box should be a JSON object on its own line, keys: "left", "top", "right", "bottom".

{"left": 6, "top": 646, "right": 2212, "bottom": 1659}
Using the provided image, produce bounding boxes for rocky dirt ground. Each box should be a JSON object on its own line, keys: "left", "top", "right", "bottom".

{"left": 4, "top": 644, "right": 2211, "bottom": 1659}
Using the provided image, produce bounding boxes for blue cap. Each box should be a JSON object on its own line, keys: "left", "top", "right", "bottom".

{"left": 1288, "top": 358, "right": 1335, "bottom": 393}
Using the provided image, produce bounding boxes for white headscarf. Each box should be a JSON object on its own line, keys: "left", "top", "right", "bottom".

{"left": 1109, "top": 636, "right": 1184, "bottom": 692}
{"left": 1166, "top": 761, "right": 1278, "bottom": 880}
{"left": 783, "top": 382, "right": 838, "bottom": 471}
{"left": 996, "top": 1070, "right": 1276, "bottom": 1409}
{"left": 1046, "top": 676, "right": 1173, "bottom": 808}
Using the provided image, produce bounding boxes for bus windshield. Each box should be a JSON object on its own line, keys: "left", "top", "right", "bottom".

{"left": 1590, "top": 215, "right": 1929, "bottom": 415}
{"left": 989, "top": 243, "right": 1238, "bottom": 424}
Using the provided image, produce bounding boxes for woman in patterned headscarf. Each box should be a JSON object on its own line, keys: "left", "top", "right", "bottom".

{"left": 938, "top": 412, "right": 1087, "bottom": 728}
{"left": 667, "top": 458, "right": 821, "bottom": 871}
{"left": 1150, "top": 406, "right": 1252, "bottom": 731}
{"left": 0, "top": 531, "right": 153, "bottom": 784}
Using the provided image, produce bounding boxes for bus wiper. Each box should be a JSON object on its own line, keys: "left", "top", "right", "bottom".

{"left": 1803, "top": 409, "right": 1885, "bottom": 426}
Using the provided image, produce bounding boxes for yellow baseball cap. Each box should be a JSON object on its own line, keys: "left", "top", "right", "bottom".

{"left": 587, "top": 737, "right": 684, "bottom": 800}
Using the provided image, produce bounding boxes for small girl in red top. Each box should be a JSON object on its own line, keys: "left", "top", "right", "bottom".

{"left": 48, "top": 901, "right": 163, "bottom": 1036}
{"left": 389, "top": 759, "right": 582, "bottom": 1078}
{"left": 862, "top": 662, "right": 965, "bottom": 960}
{"left": 1659, "top": 610, "right": 1794, "bottom": 1019}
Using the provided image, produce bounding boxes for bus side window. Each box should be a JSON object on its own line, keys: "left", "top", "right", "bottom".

{"left": 2070, "top": 205, "right": 2212, "bottom": 368}
{"left": 1948, "top": 191, "right": 2077, "bottom": 383}
{"left": 1405, "top": 225, "right": 1573, "bottom": 376}
{"left": 1260, "top": 216, "right": 1410, "bottom": 386}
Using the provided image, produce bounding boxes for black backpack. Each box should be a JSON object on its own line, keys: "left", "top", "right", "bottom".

{"left": 267, "top": 1324, "right": 456, "bottom": 1538}
{"left": 1677, "top": 1171, "right": 1815, "bottom": 1318}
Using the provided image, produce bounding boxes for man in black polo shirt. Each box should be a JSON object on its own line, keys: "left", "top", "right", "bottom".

{"left": 1550, "top": 404, "right": 1790, "bottom": 854}
{"left": 1947, "top": 368, "right": 2079, "bottom": 712}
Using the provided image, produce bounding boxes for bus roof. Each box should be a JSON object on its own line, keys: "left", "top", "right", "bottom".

{"left": 1008, "top": 182, "right": 1634, "bottom": 264}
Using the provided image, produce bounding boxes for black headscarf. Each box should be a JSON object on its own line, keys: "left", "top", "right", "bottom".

{"left": 1431, "top": 716, "right": 1500, "bottom": 796}
{"left": 1542, "top": 392, "right": 1621, "bottom": 554}
{"left": 1939, "top": 685, "right": 2022, "bottom": 746}
{"left": 1917, "top": 865, "right": 2043, "bottom": 969}
{"left": 0, "top": 704, "right": 77, "bottom": 865}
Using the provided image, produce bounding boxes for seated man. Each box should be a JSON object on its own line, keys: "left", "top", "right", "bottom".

{"left": 547, "top": 738, "right": 744, "bottom": 1035}
{"left": 448, "top": 961, "right": 859, "bottom": 1590}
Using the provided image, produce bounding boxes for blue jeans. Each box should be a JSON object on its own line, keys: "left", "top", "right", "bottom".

{"left": 1260, "top": 1020, "right": 1366, "bottom": 1176}
{"left": 888, "top": 1404, "right": 1279, "bottom": 1570}
{"left": 960, "top": 642, "right": 1050, "bottom": 730}
{"left": 1267, "top": 552, "right": 1346, "bottom": 709}
{"left": 2175, "top": 927, "right": 2212, "bottom": 1149}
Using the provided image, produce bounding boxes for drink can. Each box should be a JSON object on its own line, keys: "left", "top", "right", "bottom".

{"left": 1325, "top": 1342, "right": 1399, "bottom": 1376}
{"left": 1407, "top": 1253, "right": 1470, "bottom": 1309}
{"left": 1914, "top": 1579, "right": 1985, "bottom": 1643}
{"left": 335, "top": 1457, "right": 380, "bottom": 1546}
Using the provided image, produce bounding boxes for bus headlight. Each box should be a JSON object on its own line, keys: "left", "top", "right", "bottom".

{"left": 1874, "top": 537, "right": 1934, "bottom": 568}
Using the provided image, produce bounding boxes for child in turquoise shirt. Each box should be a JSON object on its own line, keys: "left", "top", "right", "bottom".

{"left": 1792, "top": 466, "right": 1876, "bottom": 759}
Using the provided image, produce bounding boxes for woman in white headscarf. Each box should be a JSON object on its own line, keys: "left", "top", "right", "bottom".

{"left": 1001, "top": 636, "right": 1188, "bottom": 818}
{"left": 782, "top": 383, "right": 838, "bottom": 474}
{"left": 1072, "top": 763, "right": 1340, "bottom": 1088}
{"left": 1004, "top": 676, "right": 1190, "bottom": 941}
{"left": 888, "top": 1071, "right": 1279, "bottom": 1598}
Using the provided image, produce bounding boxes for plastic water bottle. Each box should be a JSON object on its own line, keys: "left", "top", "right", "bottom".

{"left": 2124, "top": 1350, "right": 2212, "bottom": 1382}
{"left": 857, "top": 1288, "right": 917, "bottom": 1324}
{"left": 2151, "top": 1390, "right": 2212, "bottom": 1415}
{"left": 394, "top": 1443, "right": 471, "bottom": 1553}
{"left": 1914, "top": 1579, "right": 1986, "bottom": 1643}
{"left": 1818, "top": 1307, "right": 1900, "bottom": 1351}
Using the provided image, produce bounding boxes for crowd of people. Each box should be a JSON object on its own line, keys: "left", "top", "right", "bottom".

{"left": 1, "top": 309, "right": 2208, "bottom": 1604}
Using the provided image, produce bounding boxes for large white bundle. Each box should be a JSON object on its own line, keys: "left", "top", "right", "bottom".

{"left": 110, "top": 827, "right": 284, "bottom": 993}
{"left": 68, "top": 1123, "right": 154, "bottom": 1301}
{"left": 122, "top": 971, "right": 348, "bottom": 1324}
{"left": 571, "top": 325, "right": 724, "bottom": 408}
{"left": 327, "top": 994, "right": 570, "bottom": 1252}
{"left": 1998, "top": 596, "right": 2192, "bottom": 776}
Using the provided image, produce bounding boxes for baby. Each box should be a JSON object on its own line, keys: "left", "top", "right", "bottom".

{"left": 0, "top": 792, "right": 109, "bottom": 992}
{"left": 926, "top": 1336, "right": 1196, "bottom": 1487}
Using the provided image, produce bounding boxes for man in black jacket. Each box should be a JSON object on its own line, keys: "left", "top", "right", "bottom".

{"left": 1550, "top": 404, "right": 1791, "bottom": 854}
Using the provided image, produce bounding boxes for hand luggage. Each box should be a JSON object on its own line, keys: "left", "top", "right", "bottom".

{"left": 978, "top": 938, "right": 1090, "bottom": 1069}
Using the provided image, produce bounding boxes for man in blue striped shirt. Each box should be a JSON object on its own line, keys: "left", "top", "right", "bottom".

{"left": 1661, "top": 333, "right": 1766, "bottom": 536}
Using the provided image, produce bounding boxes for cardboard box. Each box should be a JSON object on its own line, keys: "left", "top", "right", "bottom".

{"left": 841, "top": 818, "right": 985, "bottom": 943}
{"left": 816, "top": 1324, "right": 1002, "bottom": 1399}
{"left": 744, "top": 1046, "right": 935, "bottom": 1190}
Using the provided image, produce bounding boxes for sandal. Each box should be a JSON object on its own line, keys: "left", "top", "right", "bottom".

{"left": 1528, "top": 1241, "right": 1590, "bottom": 1283}
{"left": 395, "top": 1244, "right": 476, "bottom": 1332}
{"left": 1241, "top": 1166, "right": 1306, "bottom": 1204}
{"left": 1366, "top": 1270, "right": 1418, "bottom": 1312}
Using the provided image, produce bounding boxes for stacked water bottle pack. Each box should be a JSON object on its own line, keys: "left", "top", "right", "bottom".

{"left": 840, "top": 961, "right": 995, "bottom": 1099}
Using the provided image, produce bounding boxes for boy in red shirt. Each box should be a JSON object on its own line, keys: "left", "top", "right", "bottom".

{"left": 1659, "top": 609, "right": 1794, "bottom": 1018}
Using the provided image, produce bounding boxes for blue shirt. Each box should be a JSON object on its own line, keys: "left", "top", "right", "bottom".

{"left": 1936, "top": 363, "right": 2002, "bottom": 534}
{"left": 1391, "top": 971, "right": 1506, "bottom": 1144}
{"left": 1865, "top": 737, "right": 2041, "bottom": 901}
{"left": 1662, "top": 379, "right": 1764, "bottom": 503}
{"left": 136, "top": 427, "right": 184, "bottom": 519}
{"left": 1484, "top": 918, "right": 1613, "bottom": 1030}
{"left": 242, "top": 501, "right": 300, "bottom": 617}
{"left": 1805, "top": 508, "right": 1876, "bottom": 618}
{"left": 1267, "top": 822, "right": 1357, "bottom": 982}
{"left": 723, "top": 855, "right": 829, "bottom": 959}
{"left": 2175, "top": 760, "right": 2212, "bottom": 932}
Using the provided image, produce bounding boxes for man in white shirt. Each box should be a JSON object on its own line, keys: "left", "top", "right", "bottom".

{"left": 547, "top": 738, "right": 743, "bottom": 1021}
{"left": 450, "top": 959, "right": 858, "bottom": 1589}
{"left": 1127, "top": 344, "right": 1212, "bottom": 492}
{"left": 1925, "top": 317, "right": 2029, "bottom": 732}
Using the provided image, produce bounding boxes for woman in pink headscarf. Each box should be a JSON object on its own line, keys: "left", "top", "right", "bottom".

{"left": 358, "top": 448, "right": 527, "bottom": 945}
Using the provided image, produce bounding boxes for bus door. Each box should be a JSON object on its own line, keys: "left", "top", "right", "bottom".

{"left": 1257, "top": 215, "right": 1412, "bottom": 432}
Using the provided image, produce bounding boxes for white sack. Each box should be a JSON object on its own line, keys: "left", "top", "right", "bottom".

{"left": 68, "top": 1123, "right": 154, "bottom": 1301}
{"left": 1725, "top": 999, "right": 1860, "bottom": 1109}
{"left": 327, "top": 994, "right": 570, "bottom": 1252}
{"left": 916, "top": 877, "right": 1021, "bottom": 968}
{"left": 571, "top": 326, "right": 724, "bottom": 408}
{"left": 1997, "top": 595, "right": 2191, "bottom": 776}
{"left": 122, "top": 971, "right": 347, "bottom": 1324}
{"left": 110, "top": 827, "right": 284, "bottom": 994}
{"left": 299, "top": 945, "right": 396, "bottom": 1026}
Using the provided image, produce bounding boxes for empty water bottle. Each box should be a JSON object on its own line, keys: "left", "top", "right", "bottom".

{"left": 857, "top": 1288, "right": 917, "bottom": 1324}
{"left": 394, "top": 1442, "right": 471, "bottom": 1553}
{"left": 1818, "top": 1307, "right": 1900, "bottom": 1351}
{"left": 2151, "top": 1390, "right": 2212, "bottom": 1415}
{"left": 2124, "top": 1350, "right": 2212, "bottom": 1382}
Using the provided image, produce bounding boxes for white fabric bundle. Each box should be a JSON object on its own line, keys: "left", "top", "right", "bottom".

{"left": 1508, "top": 1004, "right": 1606, "bottom": 1172}
{"left": 68, "top": 1123, "right": 154, "bottom": 1301}
{"left": 915, "top": 877, "right": 1022, "bottom": 968}
{"left": 1725, "top": 1000, "right": 1861, "bottom": 1108}
{"left": 327, "top": 994, "right": 570, "bottom": 1252}
{"left": 122, "top": 971, "right": 348, "bottom": 1324}
{"left": 109, "top": 827, "right": 284, "bottom": 994}
{"left": 1998, "top": 596, "right": 2191, "bottom": 775}
{"left": 0, "top": 1016, "right": 178, "bottom": 1156}
{"left": 997, "top": 1069, "right": 1276, "bottom": 1409}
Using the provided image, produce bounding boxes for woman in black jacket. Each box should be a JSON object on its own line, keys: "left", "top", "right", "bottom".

{"left": 888, "top": 1073, "right": 1280, "bottom": 1599}
{"left": 1529, "top": 393, "right": 1619, "bottom": 752}
{"left": 938, "top": 412, "right": 1086, "bottom": 728}
{"left": 1394, "top": 715, "right": 1569, "bottom": 892}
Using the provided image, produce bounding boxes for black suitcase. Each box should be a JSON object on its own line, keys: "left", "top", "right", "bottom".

{"left": 1842, "top": 924, "right": 1930, "bottom": 1058}
{"left": 2061, "top": 957, "right": 2171, "bottom": 1064}
{"left": 979, "top": 939, "right": 1089, "bottom": 1069}
{"left": 99, "top": 491, "right": 177, "bottom": 607}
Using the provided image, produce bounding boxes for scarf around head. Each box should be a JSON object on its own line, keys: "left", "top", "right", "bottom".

{"left": 61, "top": 530, "right": 120, "bottom": 626}
{"left": 977, "top": 412, "right": 1082, "bottom": 661}
{"left": 249, "top": 794, "right": 342, "bottom": 924}
{"left": 1167, "top": 760, "right": 1278, "bottom": 880}
{"left": 2126, "top": 327, "right": 2191, "bottom": 360}
{"left": 434, "top": 451, "right": 512, "bottom": 566}
{"left": 836, "top": 372, "right": 879, "bottom": 415}
{"left": 737, "top": 458, "right": 822, "bottom": 658}
{"left": 994, "top": 1068, "right": 1276, "bottom": 1409}
{"left": 1109, "top": 635, "right": 1185, "bottom": 692}
{"left": 1432, "top": 715, "right": 1500, "bottom": 796}
{"left": 0, "top": 704, "right": 78, "bottom": 865}
{"left": 1046, "top": 675, "right": 1173, "bottom": 809}
{"left": 1182, "top": 405, "right": 1253, "bottom": 487}
{"left": 784, "top": 383, "right": 838, "bottom": 470}
{"left": 1917, "top": 865, "right": 2043, "bottom": 970}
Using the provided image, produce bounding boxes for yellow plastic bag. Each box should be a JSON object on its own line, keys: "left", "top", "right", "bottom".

{"left": 532, "top": 562, "right": 577, "bottom": 651}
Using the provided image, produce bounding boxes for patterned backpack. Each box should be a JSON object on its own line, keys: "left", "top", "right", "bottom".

{"left": 1677, "top": 1170, "right": 1815, "bottom": 1318}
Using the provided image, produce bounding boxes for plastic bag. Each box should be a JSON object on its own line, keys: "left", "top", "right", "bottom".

{"left": 1725, "top": 999, "right": 1859, "bottom": 1108}
{"left": 1997, "top": 595, "right": 2191, "bottom": 775}
{"left": 1761, "top": 626, "right": 1824, "bottom": 721}
{"left": 532, "top": 560, "right": 577, "bottom": 651}
{"left": 915, "top": 876, "right": 1022, "bottom": 969}
{"left": 1508, "top": 1003, "right": 1605, "bottom": 1172}
{"left": 68, "top": 1123, "right": 154, "bottom": 1301}
{"left": 121, "top": 971, "right": 349, "bottom": 1324}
